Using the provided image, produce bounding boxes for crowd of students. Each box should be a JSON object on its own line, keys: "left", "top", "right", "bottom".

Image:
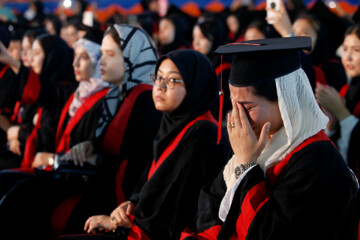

{"left": 0, "top": 0, "right": 359, "bottom": 239}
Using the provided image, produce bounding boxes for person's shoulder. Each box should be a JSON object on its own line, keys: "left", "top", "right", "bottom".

{"left": 190, "top": 117, "right": 218, "bottom": 132}
{"left": 291, "top": 140, "right": 345, "bottom": 168}
{"left": 183, "top": 118, "right": 218, "bottom": 142}
{"left": 293, "top": 140, "right": 339, "bottom": 158}
{"left": 129, "top": 85, "right": 154, "bottom": 105}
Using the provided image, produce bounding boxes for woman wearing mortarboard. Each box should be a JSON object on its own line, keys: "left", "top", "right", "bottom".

{"left": 181, "top": 37, "right": 357, "bottom": 240}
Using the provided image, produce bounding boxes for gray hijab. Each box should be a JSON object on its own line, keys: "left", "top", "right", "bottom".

{"left": 96, "top": 24, "right": 158, "bottom": 137}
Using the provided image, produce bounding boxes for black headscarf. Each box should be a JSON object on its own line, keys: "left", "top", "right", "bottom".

{"left": 36, "top": 34, "right": 77, "bottom": 110}
{"left": 39, "top": 34, "right": 75, "bottom": 84}
{"left": 158, "top": 14, "right": 192, "bottom": 55}
{"left": 153, "top": 49, "right": 218, "bottom": 161}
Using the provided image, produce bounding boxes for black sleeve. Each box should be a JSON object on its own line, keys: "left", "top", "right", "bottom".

{"left": 193, "top": 169, "right": 228, "bottom": 233}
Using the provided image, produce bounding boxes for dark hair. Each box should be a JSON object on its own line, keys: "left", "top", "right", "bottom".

{"left": 294, "top": 13, "right": 320, "bottom": 33}
{"left": 245, "top": 20, "right": 268, "bottom": 37}
{"left": 197, "top": 18, "right": 227, "bottom": 52}
{"left": 251, "top": 80, "right": 278, "bottom": 102}
{"left": 44, "top": 15, "right": 62, "bottom": 35}
{"left": 345, "top": 24, "right": 360, "bottom": 39}
{"left": 104, "top": 25, "right": 122, "bottom": 50}
{"left": 35, "top": 33, "right": 53, "bottom": 51}
{"left": 23, "top": 29, "right": 48, "bottom": 44}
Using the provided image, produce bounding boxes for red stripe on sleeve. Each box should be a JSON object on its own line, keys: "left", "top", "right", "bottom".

{"left": 236, "top": 181, "right": 270, "bottom": 240}
{"left": 180, "top": 225, "right": 221, "bottom": 240}
{"left": 127, "top": 215, "right": 150, "bottom": 240}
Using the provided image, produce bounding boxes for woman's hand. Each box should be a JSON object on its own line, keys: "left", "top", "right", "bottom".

{"left": 8, "top": 139, "right": 21, "bottom": 156}
{"left": 227, "top": 100, "right": 270, "bottom": 165}
{"left": 32, "top": 152, "right": 54, "bottom": 168}
{"left": 59, "top": 141, "right": 94, "bottom": 166}
{"left": 7, "top": 125, "right": 20, "bottom": 141}
{"left": 267, "top": 0, "right": 293, "bottom": 37}
{"left": 315, "top": 83, "right": 351, "bottom": 122}
{"left": 84, "top": 215, "right": 116, "bottom": 234}
{"left": 110, "top": 201, "right": 134, "bottom": 229}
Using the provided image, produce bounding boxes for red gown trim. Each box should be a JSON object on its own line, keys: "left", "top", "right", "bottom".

{"left": 55, "top": 88, "right": 109, "bottom": 153}
{"left": 103, "top": 84, "right": 153, "bottom": 156}
{"left": 147, "top": 110, "right": 217, "bottom": 180}
{"left": 21, "top": 107, "right": 43, "bottom": 168}
{"left": 236, "top": 131, "right": 331, "bottom": 239}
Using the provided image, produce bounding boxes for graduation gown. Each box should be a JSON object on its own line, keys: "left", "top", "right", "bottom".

{"left": 182, "top": 131, "right": 357, "bottom": 240}
{"left": 0, "top": 84, "right": 161, "bottom": 239}
{"left": 55, "top": 88, "right": 109, "bottom": 154}
{"left": 335, "top": 187, "right": 360, "bottom": 240}
{"left": 0, "top": 64, "right": 19, "bottom": 117}
{"left": 0, "top": 65, "right": 39, "bottom": 168}
{"left": 0, "top": 64, "right": 20, "bottom": 147}
{"left": 122, "top": 110, "right": 230, "bottom": 240}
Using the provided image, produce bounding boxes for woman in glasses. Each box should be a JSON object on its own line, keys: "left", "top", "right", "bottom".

{"left": 77, "top": 49, "right": 230, "bottom": 240}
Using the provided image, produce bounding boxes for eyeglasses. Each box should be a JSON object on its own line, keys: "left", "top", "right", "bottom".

{"left": 151, "top": 74, "right": 184, "bottom": 89}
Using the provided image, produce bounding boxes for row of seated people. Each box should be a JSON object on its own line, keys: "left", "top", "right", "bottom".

{"left": 0, "top": 7, "right": 359, "bottom": 240}
{"left": 0, "top": 23, "right": 231, "bottom": 239}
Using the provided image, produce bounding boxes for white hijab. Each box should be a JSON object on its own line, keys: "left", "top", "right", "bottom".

{"left": 219, "top": 68, "right": 328, "bottom": 221}
{"left": 68, "top": 38, "right": 109, "bottom": 117}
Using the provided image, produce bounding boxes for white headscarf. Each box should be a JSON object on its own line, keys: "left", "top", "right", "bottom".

{"left": 68, "top": 38, "right": 109, "bottom": 117}
{"left": 220, "top": 68, "right": 328, "bottom": 221}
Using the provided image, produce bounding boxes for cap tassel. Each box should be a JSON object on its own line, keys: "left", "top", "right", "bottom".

{"left": 217, "top": 55, "right": 224, "bottom": 144}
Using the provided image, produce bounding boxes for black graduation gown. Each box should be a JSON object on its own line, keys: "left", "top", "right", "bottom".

{"left": 335, "top": 187, "right": 360, "bottom": 240}
{"left": 55, "top": 88, "right": 109, "bottom": 154}
{"left": 0, "top": 64, "right": 19, "bottom": 117}
{"left": 182, "top": 131, "right": 357, "bottom": 240}
{"left": 0, "top": 65, "right": 39, "bottom": 168}
{"left": 0, "top": 64, "right": 20, "bottom": 147}
{"left": 127, "top": 117, "right": 230, "bottom": 240}
{"left": 0, "top": 84, "right": 162, "bottom": 240}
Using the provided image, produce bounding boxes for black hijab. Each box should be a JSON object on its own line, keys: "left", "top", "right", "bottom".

{"left": 158, "top": 14, "right": 192, "bottom": 55}
{"left": 153, "top": 49, "right": 218, "bottom": 161}
{"left": 36, "top": 34, "right": 77, "bottom": 110}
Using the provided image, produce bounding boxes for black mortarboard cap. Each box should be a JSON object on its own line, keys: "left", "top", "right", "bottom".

{"left": 214, "top": 36, "right": 312, "bottom": 87}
